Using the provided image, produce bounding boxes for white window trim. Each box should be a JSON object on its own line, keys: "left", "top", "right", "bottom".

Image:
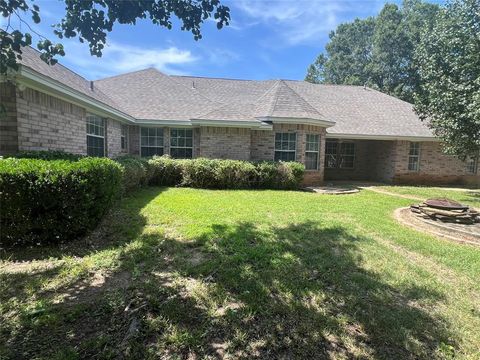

{"left": 170, "top": 128, "right": 194, "bottom": 158}
{"left": 305, "top": 134, "right": 320, "bottom": 171}
{"left": 408, "top": 142, "right": 421, "bottom": 172}
{"left": 140, "top": 126, "right": 164, "bottom": 157}
{"left": 86, "top": 114, "right": 106, "bottom": 157}
{"left": 274, "top": 132, "right": 297, "bottom": 161}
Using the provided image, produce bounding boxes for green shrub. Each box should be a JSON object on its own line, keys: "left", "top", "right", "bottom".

{"left": 116, "top": 156, "right": 152, "bottom": 192}
{"left": 147, "top": 156, "right": 305, "bottom": 190}
{"left": 0, "top": 157, "right": 122, "bottom": 246}
{"left": 148, "top": 155, "right": 184, "bottom": 186}
{"left": 12, "top": 150, "right": 85, "bottom": 161}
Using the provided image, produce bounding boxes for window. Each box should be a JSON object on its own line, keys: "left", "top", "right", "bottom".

{"left": 121, "top": 125, "right": 128, "bottom": 152}
{"left": 170, "top": 128, "right": 193, "bottom": 158}
{"left": 141, "top": 127, "right": 164, "bottom": 157}
{"left": 408, "top": 142, "right": 420, "bottom": 171}
{"left": 339, "top": 142, "right": 355, "bottom": 169}
{"left": 274, "top": 133, "right": 296, "bottom": 161}
{"left": 86, "top": 114, "right": 105, "bottom": 157}
{"left": 325, "top": 139, "right": 355, "bottom": 169}
{"left": 325, "top": 140, "right": 338, "bottom": 168}
{"left": 305, "top": 134, "right": 320, "bottom": 170}
{"left": 467, "top": 157, "right": 478, "bottom": 174}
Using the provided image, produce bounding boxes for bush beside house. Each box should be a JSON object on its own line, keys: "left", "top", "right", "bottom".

{"left": 0, "top": 157, "right": 122, "bottom": 246}
{"left": 0, "top": 152, "right": 305, "bottom": 246}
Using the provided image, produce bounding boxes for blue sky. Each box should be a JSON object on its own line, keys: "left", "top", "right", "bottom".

{"left": 2, "top": 0, "right": 442, "bottom": 81}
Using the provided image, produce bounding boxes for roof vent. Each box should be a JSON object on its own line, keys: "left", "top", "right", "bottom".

{"left": 191, "top": 80, "right": 195, "bottom": 89}
{"left": 90, "top": 81, "right": 94, "bottom": 91}
{"left": 363, "top": 83, "right": 367, "bottom": 90}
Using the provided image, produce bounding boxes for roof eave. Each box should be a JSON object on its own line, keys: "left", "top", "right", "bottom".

{"left": 326, "top": 133, "right": 439, "bottom": 141}
{"left": 259, "top": 116, "right": 336, "bottom": 128}
{"left": 190, "top": 118, "right": 273, "bottom": 130}
{"left": 16, "top": 66, "right": 136, "bottom": 124}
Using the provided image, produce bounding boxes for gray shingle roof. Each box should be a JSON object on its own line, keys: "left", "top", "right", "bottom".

{"left": 17, "top": 47, "right": 434, "bottom": 138}
{"left": 18, "top": 46, "right": 122, "bottom": 111}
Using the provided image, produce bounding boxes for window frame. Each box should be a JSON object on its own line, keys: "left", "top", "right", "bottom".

{"left": 325, "top": 139, "right": 355, "bottom": 169}
{"left": 466, "top": 156, "right": 478, "bottom": 174}
{"left": 121, "top": 125, "right": 128, "bottom": 152}
{"left": 408, "top": 142, "right": 421, "bottom": 172}
{"left": 325, "top": 139, "right": 338, "bottom": 169}
{"left": 170, "top": 128, "right": 193, "bottom": 159}
{"left": 140, "top": 127, "right": 164, "bottom": 157}
{"left": 339, "top": 142, "right": 355, "bottom": 169}
{"left": 86, "top": 114, "right": 105, "bottom": 157}
{"left": 305, "top": 134, "right": 320, "bottom": 170}
{"left": 274, "top": 132, "right": 297, "bottom": 162}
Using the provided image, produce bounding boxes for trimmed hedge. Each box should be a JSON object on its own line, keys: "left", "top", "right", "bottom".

{"left": 13, "top": 150, "right": 85, "bottom": 161}
{"left": 0, "top": 157, "right": 122, "bottom": 246}
{"left": 147, "top": 156, "right": 184, "bottom": 186}
{"left": 115, "top": 156, "right": 152, "bottom": 193}
{"left": 148, "top": 156, "right": 305, "bottom": 190}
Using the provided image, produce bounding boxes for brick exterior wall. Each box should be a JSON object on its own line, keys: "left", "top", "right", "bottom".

{"left": 391, "top": 141, "right": 479, "bottom": 185}
{"left": 199, "top": 126, "right": 251, "bottom": 160}
{"left": 4, "top": 85, "right": 127, "bottom": 157}
{"left": 251, "top": 129, "right": 275, "bottom": 161}
{"left": 15, "top": 87, "right": 87, "bottom": 154}
{"left": 0, "top": 82, "right": 18, "bottom": 155}
{"left": 106, "top": 119, "right": 128, "bottom": 158}
{"left": 128, "top": 125, "right": 140, "bottom": 156}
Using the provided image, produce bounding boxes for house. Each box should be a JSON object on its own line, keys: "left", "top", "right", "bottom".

{"left": 0, "top": 47, "right": 478, "bottom": 185}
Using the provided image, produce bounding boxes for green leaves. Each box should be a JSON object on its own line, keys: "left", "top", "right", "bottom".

{"left": 305, "top": 0, "right": 439, "bottom": 103}
{"left": 414, "top": 0, "right": 480, "bottom": 158}
{"left": 1, "top": 0, "right": 230, "bottom": 74}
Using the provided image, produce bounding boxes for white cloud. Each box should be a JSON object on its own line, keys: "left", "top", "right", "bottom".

{"left": 232, "top": 0, "right": 383, "bottom": 45}
{"left": 61, "top": 40, "right": 198, "bottom": 79}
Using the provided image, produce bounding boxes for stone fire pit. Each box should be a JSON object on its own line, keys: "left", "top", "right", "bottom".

{"left": 395, "top": 198, "right": 480, "bottom": 246}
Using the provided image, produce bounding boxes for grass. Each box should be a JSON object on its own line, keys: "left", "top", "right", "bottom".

{"left": 1, "top": 185, "right": 480, "bottom": 359}
{"left": 372, "top": 185, "right": 480, "bottom": 207}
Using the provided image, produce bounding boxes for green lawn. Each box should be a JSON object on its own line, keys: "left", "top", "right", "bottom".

{"left": 371, "top": 185, "right": 480, "bottom": 208}
{"left": 1, "top": 186, "right": 480, "bottom": 359}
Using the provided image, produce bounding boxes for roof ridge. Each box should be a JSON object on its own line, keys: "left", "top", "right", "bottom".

{"left": 254, "top": 80, "right": 281, "bottom": 117}
{"left": 171, "top": 74, "right": 262, "bottom": 82}
{"left": 95, "top": 67, "right": 160, "bottom": 82}
{"left": 280, "top": 80, "right": 324, "bottom": 117}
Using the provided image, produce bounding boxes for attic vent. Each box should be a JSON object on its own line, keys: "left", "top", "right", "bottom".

{"left": 90, "top": 81, "right": 94, "bottom": 91}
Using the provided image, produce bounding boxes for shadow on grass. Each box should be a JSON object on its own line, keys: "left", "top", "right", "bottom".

{"left": 1, "top": 188, "right": 455, "bottom": 359}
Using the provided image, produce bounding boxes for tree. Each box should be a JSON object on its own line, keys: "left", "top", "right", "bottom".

{"left": 305, "top": 0, "right": 439, "bottom": 103}
{"left": 414, "top": 0, "right": 480, "bottom": 158}
{"left": 0, "top": 0, "right": 230, "bottom": 74}
{"left": 305, "top": 18, "right": 375, "bottom": 86}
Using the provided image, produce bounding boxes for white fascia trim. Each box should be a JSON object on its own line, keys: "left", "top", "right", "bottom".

{"left": 17, "top": 66, "right": 135, "bottom": 124}
{"left": 136, "top": 119, "right": 193, "bottom": 127}
{"left": 260, "top": 116, "right": 336, "bottom": 128}
{"left": 190, "top": 119, "right": 273, "bottom": 129}
{"left": 326, "top": 133, "right": 439, "bottom": 141}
